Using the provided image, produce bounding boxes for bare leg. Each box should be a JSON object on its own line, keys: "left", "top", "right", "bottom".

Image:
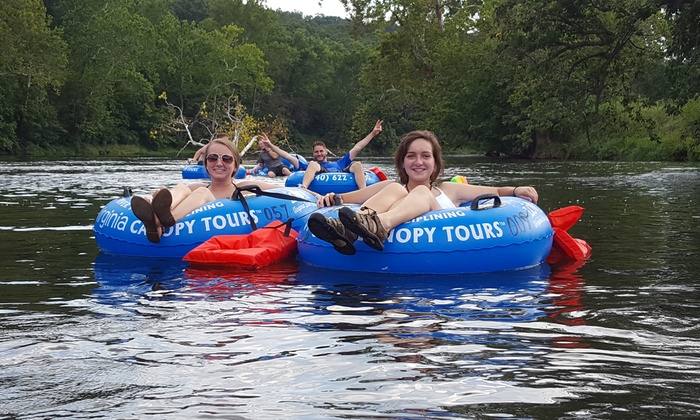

{"left": 267, "top": 171, "right": 275, "bottom": 178}
{"left": 360, "top": 182, "right": 408, "bottom": 214}
{"left": 348, "top": 161, "right": 366, "bottom": 189}
{"left": 361, "top": 184, "right": 438, "bottom": 231}
{"left": 171, "top": 187, "right": 216, "bottom": 221}
{"left": 302, "top": 161, "right": 321, "bottom": 188}
{"left": 282, "top": 167, "right": 292, "bottom": 176}
{"left": 168, "top": 184, "right": 195, "bottom": 209}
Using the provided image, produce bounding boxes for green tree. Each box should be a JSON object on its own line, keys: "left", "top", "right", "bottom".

{"left": 169, "top": 0, "right": 208, "bottom": 23}
{"left": 660, "top": 0, "right": 700, "bottom": 104}
{"left": 205, "top": 0, "right": 274, "bottom": 44}
{"left": 153, "top": 13, "right": 272, "bottom": 145}
{"left": 342, "top": 0, "right": 484, "bottom": 150}
{"left": 0, "top": 0, "right": 67, "bottom": 154}
{"left": 205, "top": 1, "right": 365, "bottom": 146}
{"left": 58, "top": 0, "right": 161, "bottom": 147}
{"left": 476, "top": 0, "right": 671, "bottom": 156}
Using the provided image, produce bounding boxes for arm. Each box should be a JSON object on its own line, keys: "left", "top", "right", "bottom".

{"left": 193, "top": 146, "right": 205, "bottom": 161}
{"left": 233, "top": 179, "right": 324, "bottom": 200}
{"left": 187, "top": 182, "right": 207, "bottom": 192}
{"left": 347, "top": 119, "right": 382, "bottom": 160}
{"left": 441, "top": 182, "right": 539, "bottom": 205}
{"left": 259, "top": 133, "right": 300, "bottom": 169}
{"left": 317, "top": 180, "right": 395, "bottom": 207}
{"left": 236, "top": 179, "right": 279, "bottom": 190}
{"left": 267, "top": 149, "right": 280, "bottom": 160}
{"left": 251, "top": 155, "right": 263, "bottom": 172}
{"left": 152, "top": 182, "right": 205, "bottom": 197}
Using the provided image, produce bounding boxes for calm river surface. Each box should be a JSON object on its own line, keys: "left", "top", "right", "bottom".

{"left": 1, "top": 156, "right": 699, "bottom": 419}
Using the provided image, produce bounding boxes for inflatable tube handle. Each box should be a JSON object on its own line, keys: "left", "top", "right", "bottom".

{"left": 232, "top": 188, "right": 258, "bottom": 230}
{"left": 232, "top": 185, "right": 319, "bottom": 231}
{"left": 261, "top": 218, "right": 296, "bottom": 237}
{"left": 470, "top": 194, "right": 502, "bottom": 211}
{"left": 233, "top": 184, "right": 316, "bottom": 203}
{"left": 283, "top": 218, "right": 293, "bottom": 237}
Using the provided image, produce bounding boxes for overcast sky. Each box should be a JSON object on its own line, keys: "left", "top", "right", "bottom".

{"left": 264, "top": 0, "right": 349, "bottom": 18}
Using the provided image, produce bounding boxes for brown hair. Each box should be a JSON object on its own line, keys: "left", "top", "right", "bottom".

{"left": 312, "top": 140, "right": 326, "bottom": 149}
{"left": 213, "top": 132, "right": 229, "bottom": 140}
{"left": 393, "top": 130, "right": 443, "bottom": 185}
{"left": 203, "top": 138, "right": 242, "bottom": 175}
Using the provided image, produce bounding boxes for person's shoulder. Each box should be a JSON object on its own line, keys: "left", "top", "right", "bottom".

{"left": 436, "top": 181, "right": 459, "bottom": 193}
{"left": 335, "top": 152, "right": 353, "bottom": 164}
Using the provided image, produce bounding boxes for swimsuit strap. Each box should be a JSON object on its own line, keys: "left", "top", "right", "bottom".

{"left": 203, "top": 182, "right": 238, "bottom": 203}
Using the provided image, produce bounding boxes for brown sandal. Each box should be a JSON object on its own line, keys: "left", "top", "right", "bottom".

{"left": 307, "top": 213, "right": 358, "bottom": 255}
{"left": 152, "top": 189, "right": 175, "bottom": 228}
{"left": 338, "top": 206, "right": 388, "bottom": 251}
{"left": 131, "top": 196, "right": 161, "bottom": 243}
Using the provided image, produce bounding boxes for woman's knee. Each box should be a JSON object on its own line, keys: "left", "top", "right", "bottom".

{"left": 410, "top": 185, "right": 434, "bottom": 197}
{"left": 307, "top": 161, "right": 321, "bottom": 172}
{"left": 348, "top": 161, "right": 364, "bottom": 172}
{"left": 190, "top": 187, "right": 215, "bottom": 202}
{"left": 408, "top": 185, "right": 439, "bottom": 209}
{"left": 375, "top": 182, "right": 409, "bottom": 201}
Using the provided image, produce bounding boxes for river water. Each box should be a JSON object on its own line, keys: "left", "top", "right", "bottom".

{"left": 0, "top": 156, "right": 699, "bottom": 419}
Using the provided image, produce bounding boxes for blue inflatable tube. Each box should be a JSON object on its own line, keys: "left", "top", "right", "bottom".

{"left": 297, "top": 196, "right": 554, "bottom": 275}
{"left": 94, "top": 187, "right": 319, "bottom": 258}
{"left": 182, "top": 164, "right": 246, "bottom": 179}
{"left": 284, "top": 169, "right": 383, "bottom": 195}
{"left": 250, "top": 154, "right": 307, "bottom": 177}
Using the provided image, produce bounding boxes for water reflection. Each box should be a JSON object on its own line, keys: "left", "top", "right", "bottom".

{"left": 296, "top": 263, "right": 552, "bottom": 320}
{"left": 544, "top": 259, "right": 590, "bottom": 350}
{"left": 91, "top": 253, "right": 189, "bottom": 305}
{"left": 95, "top": 256, "right": 586, "bottom": 363}
{"left": 92, "top": 253, "right": 557, "bottom": 323}
{"left": 87, "top": 255, "right": 586, "bottom": 416}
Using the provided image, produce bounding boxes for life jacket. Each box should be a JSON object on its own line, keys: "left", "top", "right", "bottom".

{"left": 183, "top": 220, "right": 298, "bottom": 268}
{"left": 545, "top": 206, "right": 592, "bottom": 263}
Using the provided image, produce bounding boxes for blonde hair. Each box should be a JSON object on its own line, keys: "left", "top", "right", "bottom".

{"left": 203, "top": 138, "right": 242, "bottom": 175}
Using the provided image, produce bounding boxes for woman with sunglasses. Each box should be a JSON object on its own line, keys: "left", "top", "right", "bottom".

{"left": 131, "top": 136, "right": 282, "bottom": 243}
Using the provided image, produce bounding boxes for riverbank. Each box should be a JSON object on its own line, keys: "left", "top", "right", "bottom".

{"left": 3, "top": 135, "right": 698, "bottom": 162}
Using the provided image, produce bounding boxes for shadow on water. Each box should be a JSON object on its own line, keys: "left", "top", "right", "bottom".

{"left": 92, "top": 253, "right": 592, "bottom": 350}
{"left": 91, "top": 252, "right": 594, "bottom": 326}
{"left": 79, "top": 254, "right": 582, "bottom": 418}
{"left": 296, "top": 262, "right": 554, "bottom": 321}
{"left": 91, "top": 252, "right": 595, "bottom": 354}
{"left": 92, "top": 253, "right": 302, "bottom": 303}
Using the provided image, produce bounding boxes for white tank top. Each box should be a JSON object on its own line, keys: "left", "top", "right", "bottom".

{"left": 433, "top": 187, "right": 456, "bottom": 209}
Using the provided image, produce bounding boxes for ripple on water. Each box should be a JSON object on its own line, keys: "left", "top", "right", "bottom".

{"left": 1, "top": 158, "right": 699, "bottom": 418}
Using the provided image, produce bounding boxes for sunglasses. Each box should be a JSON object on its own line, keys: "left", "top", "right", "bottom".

{"left": 206, "top": 153, "right": 235, "bottom": 163}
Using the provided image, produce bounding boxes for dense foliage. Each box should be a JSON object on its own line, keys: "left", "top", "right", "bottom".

{"left": 0, "top": 0, "right": 698, "bottom": 160}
